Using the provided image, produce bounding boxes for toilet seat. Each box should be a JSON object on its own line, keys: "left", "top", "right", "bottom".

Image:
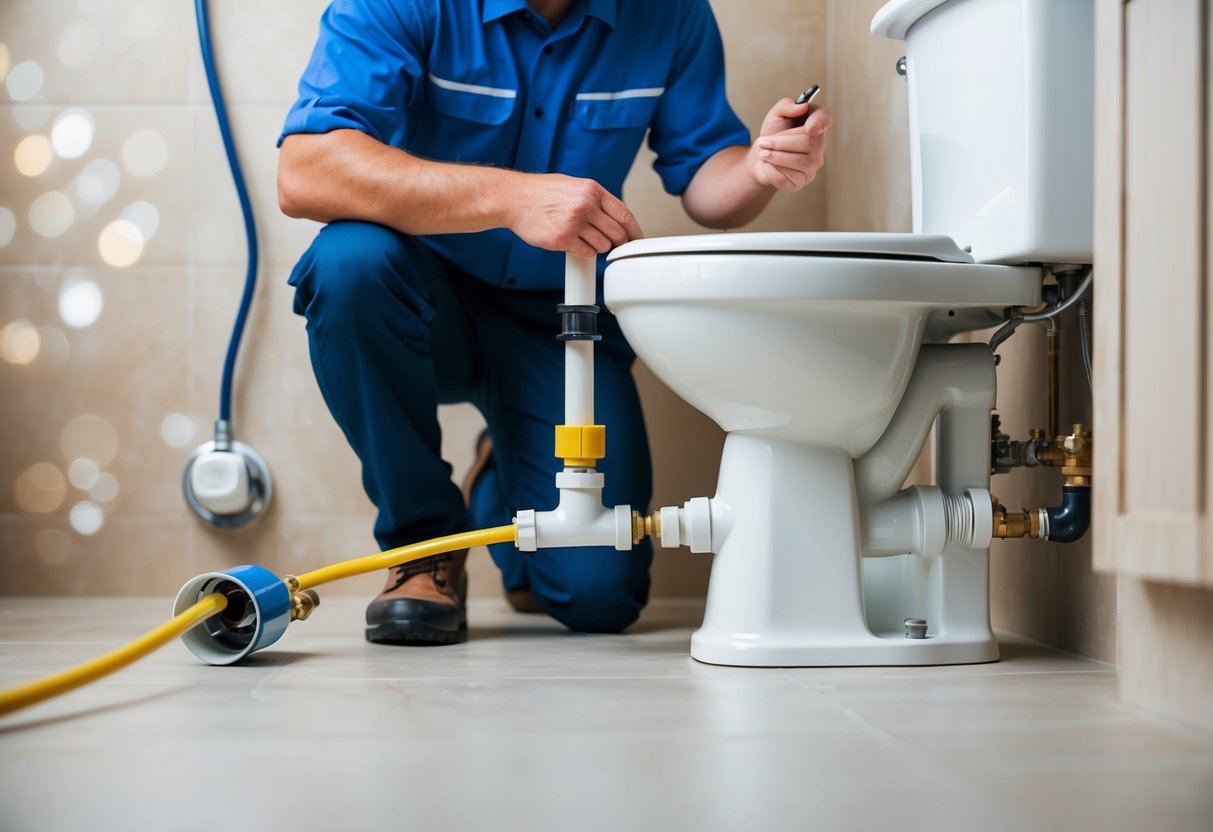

{"left": 608, "top": 231, "right": 976, "bottom": 264}
{"left": 606, "top": 231, "right": 1041, "bottom": 312}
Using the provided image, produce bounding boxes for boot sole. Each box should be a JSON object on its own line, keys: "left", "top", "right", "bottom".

{"left": 365, "top": 619, "right": 467, "bottom": 646}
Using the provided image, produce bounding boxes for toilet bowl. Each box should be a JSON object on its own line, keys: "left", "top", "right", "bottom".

{"left": 603, "top": 0, "right": 1093, "bottom": 666}
{"left": 607, "top": 233, "right": 1038, "bottom": 454}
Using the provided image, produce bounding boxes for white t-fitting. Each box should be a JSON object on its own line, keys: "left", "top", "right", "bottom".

{"left": 514, "top": 468, "right": 635, "bottom": 552}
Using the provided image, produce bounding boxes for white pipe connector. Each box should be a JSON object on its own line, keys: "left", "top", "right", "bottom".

{"left": 860, "top": 486, "right": 993, "bottom": 558}
{"left": 515, "top": 470, "right": 633, "bottom": 552}
{"left": 656, "top": 497, "right": 714, "bottom": 553}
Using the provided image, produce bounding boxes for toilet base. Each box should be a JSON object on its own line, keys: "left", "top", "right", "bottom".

{"left": 691, "top": 433, "right": 998, "bottom": 668}
{"left": 690, "top": 626, "right": 999, "bottom": 667}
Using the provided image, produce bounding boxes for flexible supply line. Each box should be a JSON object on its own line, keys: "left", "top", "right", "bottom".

{"left": 196, "top": 0, "right": 258, "bottom": 424}
{"left": 0, "top": 525, "right": 518, "bottom": 717}
{"left": 293, "top": 525, "right": 518, "bottom": 591}
{"left": 0, "top": 593, "right": 229, "bottom": 717}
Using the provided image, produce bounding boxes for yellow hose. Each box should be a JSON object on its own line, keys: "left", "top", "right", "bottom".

{"left": 0, "top": 593, "right": 228, "bottom": 717}
{"left": 293, "top": 524, "right": 517, "bottom": 590}
{"left": 0, "top": 523, "right": 518, "bottom": 717}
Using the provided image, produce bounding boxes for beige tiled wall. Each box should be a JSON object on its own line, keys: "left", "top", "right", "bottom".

{"left": 0, "top": 0, "right": 827, "bottom": 601}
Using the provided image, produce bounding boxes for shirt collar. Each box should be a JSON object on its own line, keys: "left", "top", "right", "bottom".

{"left": 482, "top": 0, "right": 618, "bottom": 30}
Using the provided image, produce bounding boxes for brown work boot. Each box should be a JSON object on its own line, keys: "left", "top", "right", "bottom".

{"left": 365, "top": 549, "right": 468, "bottom": 645}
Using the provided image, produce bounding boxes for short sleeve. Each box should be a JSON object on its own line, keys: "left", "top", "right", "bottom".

{"left": 646, "top": 0, "right": 751, "bottom": 196}
{"left": 279, "top": 0, "right": 429, "bottom": 147}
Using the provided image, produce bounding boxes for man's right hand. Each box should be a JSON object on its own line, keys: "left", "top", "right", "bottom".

{"left": 508, "top": 173, "right": 644, "bottom": 258}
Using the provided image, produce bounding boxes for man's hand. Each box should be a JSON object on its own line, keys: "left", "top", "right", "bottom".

{"left": 508, "top": 173, "right": 644, "bottom": 258}
{"left": 749, "top": 98, "right": 833, "bottom": 192}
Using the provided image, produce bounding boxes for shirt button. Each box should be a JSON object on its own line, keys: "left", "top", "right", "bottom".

{"left": 533, "top": 107, "right": 544, "bottom": 118}
{"left": 543, "top": 45, "right": 553, "bottom": 54}
{"left": 505, "top": 278, "right": 518, "bottom": 286}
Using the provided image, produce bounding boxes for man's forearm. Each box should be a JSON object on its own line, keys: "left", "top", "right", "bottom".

{"left": 278, "top": 129, "right": 518, "bottom": 235}
{"left": 680, "top": 145, "right": 775, "bottom": 230}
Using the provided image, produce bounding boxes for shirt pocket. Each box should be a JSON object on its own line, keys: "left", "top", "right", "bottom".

{"left": 424, "top": 74, "right": 517, "bottom": 125}
{"left": 572, "top": 89, "right": 663, "bottom": 130}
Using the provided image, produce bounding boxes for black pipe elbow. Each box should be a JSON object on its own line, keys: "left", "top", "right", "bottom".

{"left": 1046, "top": 485, "right": 1090, "bottom": 543}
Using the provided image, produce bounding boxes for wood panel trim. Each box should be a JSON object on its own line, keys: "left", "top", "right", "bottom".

{"left": 1093, "top": 0, "right": 1126, "bottom": 573}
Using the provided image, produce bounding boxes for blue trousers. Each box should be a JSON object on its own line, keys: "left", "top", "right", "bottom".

{"left": 288, "top": 222, "right": 653, "bottom": 633}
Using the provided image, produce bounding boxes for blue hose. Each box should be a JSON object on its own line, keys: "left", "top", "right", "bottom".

{"left": 195, "top": 0, "right": 259, "bottom": 424}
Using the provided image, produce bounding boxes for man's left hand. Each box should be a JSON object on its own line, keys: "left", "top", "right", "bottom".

{"left": 749, "top": 97, "right": 833, "bottom": 192}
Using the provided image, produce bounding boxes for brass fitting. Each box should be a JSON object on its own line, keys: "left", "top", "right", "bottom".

{"left": 1060, "top": 422, "right": 1093, "bottom": 484}
{"left": 283, "top": 575, "right": 321, "bottom": 622}
{"left": 991, "top": 497, "right": 1045, "bottom": 539}
{"left": 630, "top": 510, "right": 661, "bottom": 545}
{"left": 1029, "top": 422, "right": 1093, "bottom": 481}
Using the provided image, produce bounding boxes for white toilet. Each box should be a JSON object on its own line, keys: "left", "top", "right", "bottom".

{"left": 604, "top": 0, "right": 1094, "bottom": 666}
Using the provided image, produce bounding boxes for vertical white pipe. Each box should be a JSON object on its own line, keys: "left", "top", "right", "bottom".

{"left": 565, "top": 255, "right": 597, "bottom": 426}
{"left": 565, "top": 253, "right": 597, "bottom": 305}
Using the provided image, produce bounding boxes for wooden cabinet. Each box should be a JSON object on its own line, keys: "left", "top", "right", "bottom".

{"left": 1094, "top": 0, "right": 1213, "bottom": 586}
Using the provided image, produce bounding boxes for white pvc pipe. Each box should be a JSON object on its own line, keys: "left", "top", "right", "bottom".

{"left": 565, "top": 254, "right": 597, "bottom": 426}
{"left": 566, "top": 342, "right": 594, "bottom": 425}
{"left": 565, "top": 253, "right": 597, "bottom": 305}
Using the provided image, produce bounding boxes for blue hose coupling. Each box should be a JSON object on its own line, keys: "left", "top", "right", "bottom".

{"left": 174, "top": 565, "right": 291, "bottom": 665}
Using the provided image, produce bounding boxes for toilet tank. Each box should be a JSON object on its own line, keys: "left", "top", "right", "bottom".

{"left": 872, "top": 0, "right": 1093, "bottom": 265}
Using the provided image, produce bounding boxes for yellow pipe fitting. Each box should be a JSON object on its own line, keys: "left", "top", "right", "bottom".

{"left": 555, "top": 424, "right": 606, "bottom": 468}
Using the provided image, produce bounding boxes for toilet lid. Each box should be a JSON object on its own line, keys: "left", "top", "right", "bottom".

{"left": 607, "top": 232, "right": 975, "bottom": 264}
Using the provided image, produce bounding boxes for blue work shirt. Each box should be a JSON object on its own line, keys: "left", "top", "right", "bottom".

{"left": 281, "top": 0, "right": 750, "bottom": 290}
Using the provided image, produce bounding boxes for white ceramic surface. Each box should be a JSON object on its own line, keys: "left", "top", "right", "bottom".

{"left": 875, "top": 0, "right": 1095, "bottom": 264}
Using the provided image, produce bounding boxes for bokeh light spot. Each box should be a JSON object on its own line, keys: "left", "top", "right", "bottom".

{"left": 69, "top": 501, "right": 105, "bottom": 536}
{"left": 15, "top": 462, "right": 67, "bottom": 513}
{"left": 76, "top": 159, "right": 121, "bottom": 207}
{"left": 121, "top": 128, "right": 168, "bottom": 177}
{"left": 29, "top": 191, "right": 75, "bottom": 237}
{"left": 59, "top": 276, "right": 104, "bottom": 328}
{"left": 98, "top": 219, "right": 144, "bottom": 267}
{"left": 51, "top": 108, "right": 95, "bottom": 159}
{"left": 6, "top": 61, "right": 44, "bottom": 101}
{"left": 121, "top": 201, "right": 159, "bottom": 239}
{"left": 89, "top": 472, "right": 119, "bottom": 503}
{"left": 0, "top": 44, "right": 10, "bottom": 81}
{"left": 160, "top": 413, "right": 196, "bottom": 448}
{"left": 0, "top": 206, "right": 15, "bottom": 247}
{"left": 1, "top": 319, "right": 41, "bottom": 364}
{"left": 68, "top": 457, "right": 101, "bottom": 490}
{"left": 14, "top": 134, "right": 53, "bottom": 176}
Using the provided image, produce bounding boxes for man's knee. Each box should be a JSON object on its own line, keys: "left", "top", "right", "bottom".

{"left": 538, "top": 549, "right": 651, "bottom": 634}
{"left": 292, "top": 221, "right": 429, "bottom": 323}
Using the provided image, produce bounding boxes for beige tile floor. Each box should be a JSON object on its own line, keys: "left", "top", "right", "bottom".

{"left": 1, "top": 597, "right": 1211, "bottom": 832}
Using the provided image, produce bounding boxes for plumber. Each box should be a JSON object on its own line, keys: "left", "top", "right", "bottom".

{"left": 277, "top": 0, "right": 832, "bottom": 646}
